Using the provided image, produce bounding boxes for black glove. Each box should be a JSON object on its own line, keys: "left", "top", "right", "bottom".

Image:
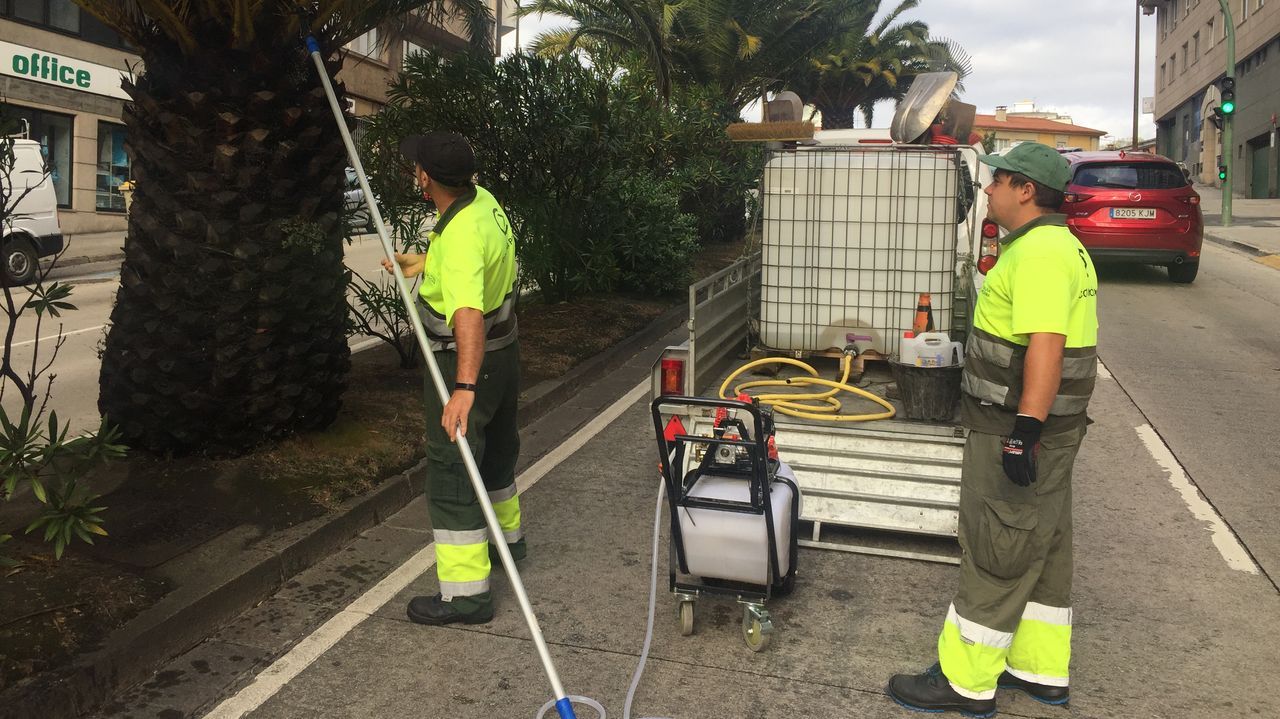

{"left": 1001, "top": 415, "right": 1043, "bottom": 487}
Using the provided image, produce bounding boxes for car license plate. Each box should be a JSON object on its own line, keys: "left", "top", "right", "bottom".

{"left": 1110, "top": 207, "right": 1157, "bottom": 220}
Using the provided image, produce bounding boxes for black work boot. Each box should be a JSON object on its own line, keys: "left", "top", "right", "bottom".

{"left": 887, "top": 663, "right": 997, "bottom": 718}
{"left": 998, "top": 670, "right": 1069, "bottom": 705}
{"left": 488, "top": 538, "right": 527, "bottom": 564}
{"left": 406, "top": 593, "right": 494, "bottom": 626}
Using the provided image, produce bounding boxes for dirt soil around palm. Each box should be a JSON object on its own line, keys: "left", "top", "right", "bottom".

{"left": 0, "top": 237, "right": 749, "bottom": 695}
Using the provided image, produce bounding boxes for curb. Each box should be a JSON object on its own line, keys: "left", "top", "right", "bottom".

{"left": 50, "top": 252, "right": 125, "bottom": 269}
{"left": 0, "top": 299, "right": 688, "bottom": 719}
{"left": 1202, "top": 230, "right": 1270, "bottom": 257}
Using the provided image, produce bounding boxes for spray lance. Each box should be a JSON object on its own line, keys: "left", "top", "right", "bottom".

{"left": 300, "top": 29, "right": 587, "bottom": 719}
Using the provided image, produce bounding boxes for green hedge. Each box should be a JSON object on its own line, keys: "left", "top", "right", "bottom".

{"left": 362, "top": 51, "right": 757, "bottom": 302}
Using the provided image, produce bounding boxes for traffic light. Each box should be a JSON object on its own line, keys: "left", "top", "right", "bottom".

{"left": 1218, "top": 164, "right": 1228, "bottom": 181}
{"left": 1218, "top": 77, "right": 1236, "bottom": 116}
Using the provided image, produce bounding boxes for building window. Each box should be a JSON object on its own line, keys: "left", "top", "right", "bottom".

{"left": 1182, "top": 43, "right": 1189, "bottom": 72}
{"left": 1160, "top": 62, "right": 1167, "bottom": 87}
{"left": 346, "top": 29, "right": 381, "bottom": 60}
{"left": 3, "top": 0, "right": 129, "bottom": 47}
{"left": 1207, "top": 18, "right": 1215, "bottom": 49}
{"left": 2, "top": 104, "right": 72, "bottom": 208}
{"left": 403, "top": 40, "right": 427, "bottom": 61}
{"left": 1240, "top": 0, "right": 1248, "bottom": 21}
{"left": 96, "top": 121, "right": 129, "bottom": 212}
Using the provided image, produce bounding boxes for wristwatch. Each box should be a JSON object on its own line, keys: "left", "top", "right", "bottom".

{"left": 454, "top": 382, "right": 478, "bottom": 392}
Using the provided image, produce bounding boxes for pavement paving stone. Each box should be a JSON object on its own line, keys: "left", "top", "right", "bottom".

{"left": 251, "top": 616, "right": 945, "bottom": 719}
{"left": 94, "top": 639, "right": 268, "bottom": 719}
{"left": 210, "top": 598, "right": 334, "bottom": 656}
{"left": 273, "top": 524, "right": 434, "bottom": 611}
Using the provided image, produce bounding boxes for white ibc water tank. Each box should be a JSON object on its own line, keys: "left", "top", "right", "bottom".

{"left": 759, "top": 149, "right": 959, "bottom": 358}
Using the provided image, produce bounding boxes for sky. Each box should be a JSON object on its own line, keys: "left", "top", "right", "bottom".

{"left": 499, "top": 0, "right": 1160, "bottom": 145}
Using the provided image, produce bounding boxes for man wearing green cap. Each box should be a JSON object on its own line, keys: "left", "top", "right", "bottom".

{"left": 888, "top": 142, "right": 1098, "bottom": 717}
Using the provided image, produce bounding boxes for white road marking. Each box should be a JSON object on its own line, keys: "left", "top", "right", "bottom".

{"left": 203, "top": 380, "right": 650, "bottom": 718}
{"left": 1096, "top": 358, "right": 1112, "bottom": 380}
{"left": 1135, "top": 424, "right": 1259, "bottom": 574}
{"left": 9, "top": 323, "right": 105, "bottom": 348}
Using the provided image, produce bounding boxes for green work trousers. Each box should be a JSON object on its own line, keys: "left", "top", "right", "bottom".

{"left": 936, "top": 425, "right": 1086, "bottom": 700}
{"left": 423, "top": 341, "right": 523, "bottom": 614}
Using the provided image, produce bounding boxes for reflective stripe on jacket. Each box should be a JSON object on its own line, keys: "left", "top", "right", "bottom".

{"left": 960, "top": 327, "right": 1097, "bottom": 435}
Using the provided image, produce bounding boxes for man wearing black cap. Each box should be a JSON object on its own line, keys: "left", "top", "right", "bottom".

{"left": 384, "top": 131, "right": 523, "bottom": 626}
{"left": 888, "top": 142, "right": 1098, "bottom": 716}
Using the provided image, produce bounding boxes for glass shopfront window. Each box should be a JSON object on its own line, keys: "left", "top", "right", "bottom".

{"left": 3, "top": 104, "right": 72, "bottom": 207}
{"left": 96, "top": 121, "right": 129, "bottom": 211}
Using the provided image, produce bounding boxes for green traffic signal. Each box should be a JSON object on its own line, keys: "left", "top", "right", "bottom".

{"left": 1218, "top": 166, "right": 1228, "bottom": 181}
{"left": 1221, "top": 100, "right": 1236, "bottom": 114}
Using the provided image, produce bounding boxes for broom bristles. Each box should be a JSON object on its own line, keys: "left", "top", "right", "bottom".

{"left": 726, "top": 121, "right": 816, "bottom": 142}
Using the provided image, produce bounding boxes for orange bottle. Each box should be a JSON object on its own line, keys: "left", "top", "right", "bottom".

{"left": 912, "top": 293, "right": 935, "bottom": 334}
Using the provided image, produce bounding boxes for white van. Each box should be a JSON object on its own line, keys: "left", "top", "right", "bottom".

{"left": 3, "top": 139, "right": 64, "bottom": 285}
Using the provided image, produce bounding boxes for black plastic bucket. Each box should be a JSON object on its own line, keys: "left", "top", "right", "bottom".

{"left": 890, "top": 362, "right": 964, "bottom": 421}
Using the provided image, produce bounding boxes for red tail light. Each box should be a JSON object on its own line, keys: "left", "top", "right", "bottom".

{"left": 1064, "top": 192, "right": 1094, "bottom": 203}
{"left": 1180, "top": 195, "right": 1201, "bottom": 205}
{"left": 977, "top": 230, "right": 999, "bottom": 275}
{"left": 660, "top": 358, "right": 685, "bottom": 395}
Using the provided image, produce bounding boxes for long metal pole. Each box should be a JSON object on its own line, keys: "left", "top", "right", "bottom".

{"left": 1218, "top": 0, "right": 1235, "bottom": 226}
{"left": 1133, "top": 0, "right": 1140, "bottom": 149}
{"left": 304, "top": 36, "right": 579, "bottom": 719}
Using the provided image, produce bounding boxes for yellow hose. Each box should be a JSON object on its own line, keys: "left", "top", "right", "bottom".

{"left": 718, "top": 354, "right": 896, "bottom": 422}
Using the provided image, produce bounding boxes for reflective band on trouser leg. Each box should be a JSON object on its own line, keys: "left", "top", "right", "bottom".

{"left": 937, "top": 603, "right": 1013, "bottom": 700}
{"left": 488, "top": 484, "right": 523, "bottom": 544}
{"left": 434, "top": 528, "right": 491, "bottom": 598}
{"left": 1007, "top": 602, "right": 1072, "bottom": 687}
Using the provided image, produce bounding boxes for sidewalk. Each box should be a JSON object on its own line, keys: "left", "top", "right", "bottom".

{"left": 0, "top": 304, "right": 686, "bottom": 719}
{"left": 1194, "top": 183, "right": 1280, "bottom": 256}
{"left": 54, "top": 231, "right": 126, "bottom": 268}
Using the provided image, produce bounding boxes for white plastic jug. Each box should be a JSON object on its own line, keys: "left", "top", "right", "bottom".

{"left": 900, "top": 332, "right": 964, "bottom": 367}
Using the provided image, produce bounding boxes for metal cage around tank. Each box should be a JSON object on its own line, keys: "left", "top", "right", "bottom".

{"left": 754, "top": 144, "right": 975, "bottom": 360}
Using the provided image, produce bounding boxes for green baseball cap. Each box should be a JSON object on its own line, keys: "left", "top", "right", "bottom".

{"left": 979, "top": 142, "right": 1071, "bottom": 192}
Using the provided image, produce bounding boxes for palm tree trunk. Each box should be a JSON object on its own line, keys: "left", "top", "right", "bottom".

{"left": 98, "top": 34, "right": 351, "bottom": 454}
{"left": 816, "top": 101, "right": 856, "bottom": 130}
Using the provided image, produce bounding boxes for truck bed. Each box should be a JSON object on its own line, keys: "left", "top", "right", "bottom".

{"left": 704, "top": 358, "right": 964, "bottom": 563}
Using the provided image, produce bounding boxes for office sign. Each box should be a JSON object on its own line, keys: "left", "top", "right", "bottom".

{"left": 1, "top": 41, "right": 132, "bottom": 100}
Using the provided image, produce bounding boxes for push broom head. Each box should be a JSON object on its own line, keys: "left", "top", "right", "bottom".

{"left": 726, "top": 121, "right": 816, "bottom": 142}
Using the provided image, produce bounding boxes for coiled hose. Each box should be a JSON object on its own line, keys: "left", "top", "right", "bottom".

{"left": 718, "top": 353, "right": 895, "bottom": 422}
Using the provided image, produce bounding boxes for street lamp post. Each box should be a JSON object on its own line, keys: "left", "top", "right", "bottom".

{"left": 1133, "top": 1, "right": 1140, "bottom": 149}
{"left": 1217, "top": 0, "right": 1236, "bottom": 227}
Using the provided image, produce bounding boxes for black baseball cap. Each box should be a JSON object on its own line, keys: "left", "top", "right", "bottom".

{"left": 398, "top": 131, "right": 476, "bottom": 185}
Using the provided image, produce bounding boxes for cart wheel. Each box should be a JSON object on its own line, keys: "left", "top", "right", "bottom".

{"left": 679, "top": 601, "right": 695, "bottom": 636}
{"left": 742, "top": 606, "right": 772, "bottom": 652}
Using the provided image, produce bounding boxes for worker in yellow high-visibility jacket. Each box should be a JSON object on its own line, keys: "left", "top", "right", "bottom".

{"left": 889, "top": 142, "right": 1098, "bottom": 717}
{"left": 384, "top": 131, "right": 523, "bottom": 625}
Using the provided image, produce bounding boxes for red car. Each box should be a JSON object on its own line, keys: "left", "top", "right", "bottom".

{"left": 1059, "top": 151, "right": 1203, "bottom": 283}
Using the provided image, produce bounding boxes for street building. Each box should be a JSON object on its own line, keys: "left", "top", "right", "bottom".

{"left": 974, "top": 103, "right": 1108, "bottom": 152}
{"left": 1145, "top": 0, "right": 1280, "bottom": 197}
{"left": 0, "top": 1, "right": 514, "bottom": 236}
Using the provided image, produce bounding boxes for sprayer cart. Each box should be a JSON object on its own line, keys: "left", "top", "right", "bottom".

{"left": 651, "top": 395, "right": 800, "bottom": 652}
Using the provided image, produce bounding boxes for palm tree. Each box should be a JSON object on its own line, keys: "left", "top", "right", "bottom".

{"left": 524, "top": 0, "right": 859, "bottom": 110}
{"left": 76, "top": 0, "right": 492, "bottom": 454}
{"left": 792, "top": 0, "right": 972, "bottom": 130}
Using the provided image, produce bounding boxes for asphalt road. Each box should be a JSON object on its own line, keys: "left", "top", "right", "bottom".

{"left": 1, "top": 235, "right": 394, "bottom": 435}
{"left": 94, "top": 242, "right": 1280, "bottom": 718}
